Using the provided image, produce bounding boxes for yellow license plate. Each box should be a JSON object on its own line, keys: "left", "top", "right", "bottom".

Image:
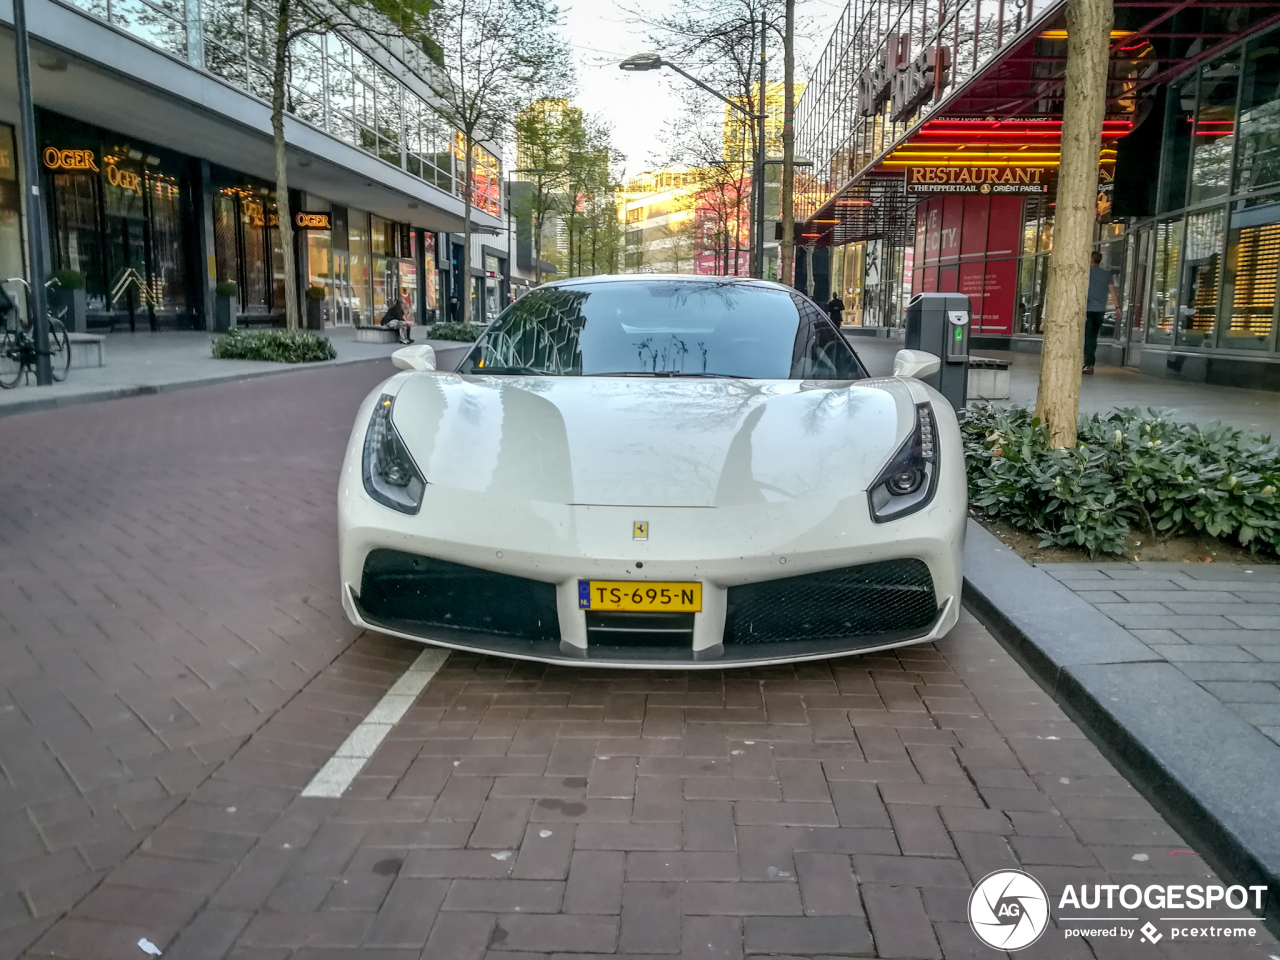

{"left": 578, "top": 580, "right": 702, "bottom": 612}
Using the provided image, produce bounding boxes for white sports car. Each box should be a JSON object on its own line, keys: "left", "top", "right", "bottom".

{"left": 338, "top": 276, "right": 965, "bottom": 668}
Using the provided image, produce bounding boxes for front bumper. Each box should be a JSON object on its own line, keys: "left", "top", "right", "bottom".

{"left": 343, "top": 577, "right": 957, "bottom": 668}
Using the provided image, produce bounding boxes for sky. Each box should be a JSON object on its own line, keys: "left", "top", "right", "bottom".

{"left": 558, "top": 0, "right": 848, "bottom": 177}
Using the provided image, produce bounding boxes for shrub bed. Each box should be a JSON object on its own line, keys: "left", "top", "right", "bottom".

{"left": 963, "top": 405, "right": 1280, "bottom": 558}
{"left": 212, "top": 329, "right": 336, "bottom": 363}
{"left": 426, "top": 321, "right": 483, "bottom": 342}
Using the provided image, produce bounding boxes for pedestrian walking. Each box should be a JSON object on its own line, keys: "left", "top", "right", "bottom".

{"left": 380, "top": 293, "right": 413, "bottom": 344}
{"left": 1083, "top": 252, "right": 1121, "bottom": 375}
{"left": 827, "top": 293, "right": 846, "bottom": 325}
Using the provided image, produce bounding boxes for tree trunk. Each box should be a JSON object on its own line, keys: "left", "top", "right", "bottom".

{"left": 779, "top": 0, "right": 795, "bottom": 288}
{"left": 271, "top": 0, "right": 299, "bottom": 331}
{"left": 461, "top": 134, "right": 474, "bottom": 323}
{"left": 1034, "top": 0, "right": 1112, "bottom": 447}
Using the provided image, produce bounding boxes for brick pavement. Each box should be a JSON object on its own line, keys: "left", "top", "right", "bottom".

{"left": 1, "top": 364, "right": 1277, "bottom": 959}
{"left": 0, "top": 363, "right": 389, "bottom": 955}
{"left": 1046, "top": 562, "right": 1280, "bottom": 745}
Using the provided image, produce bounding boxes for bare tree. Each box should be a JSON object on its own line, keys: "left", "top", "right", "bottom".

{"left": 259, "top": 0, "right": 436, "bottom": 330}
{"left": 778, "top": 0, "right": 795, "bottom": 286}
{"left": 1034, "top": 0, "right": 1113, "bottom": 446}
{"left": 425, "top": 0, "right": 570, "bottom": 322}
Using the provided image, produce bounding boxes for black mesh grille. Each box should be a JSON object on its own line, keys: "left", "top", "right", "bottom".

{"left": 359, "top": 549, "right": 560, "bottom": 640}
{"left": 724, "top": 559, "right": 937, "bottom": 644}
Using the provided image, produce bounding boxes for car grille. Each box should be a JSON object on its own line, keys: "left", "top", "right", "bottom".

{"left": 585, "top": 611, "right": 696, "bottom": 650}
{"left": 724, "top": 559, "right": 937, "bottom": 644}
{"left": 358, "top": 549, "right": 560, "bottom": 640}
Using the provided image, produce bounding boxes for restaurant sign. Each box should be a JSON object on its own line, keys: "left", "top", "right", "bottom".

{"left": 295, "top": 211, "right": 332, "bottom": 229}
{"left": 905, "top": 165, "right": 1051, "bottom": 195}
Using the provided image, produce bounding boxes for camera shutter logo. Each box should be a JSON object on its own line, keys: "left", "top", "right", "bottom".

{"left": 968, "top": 869, "right": 1050, "bottom": 951}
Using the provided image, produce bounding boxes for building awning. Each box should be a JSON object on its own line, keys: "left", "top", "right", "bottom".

{"left": 800, "top": 0, "right": 1280, "bottom": 246}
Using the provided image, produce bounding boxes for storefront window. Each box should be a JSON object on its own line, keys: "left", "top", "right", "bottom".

{"left": 371, "top": 215, "right": 390, "bottom": 318}
{"left": 484, "top": 254, "right": 502, "bottom": 320}
{"left": 0, "top": 125, "right": 25, "bottom": 318}
{"left": 1220, "top": 202, "right": 1280, "bottom": 350}
{"left": 1147, "top": 218, "right": 1183, "bottom": 344}
{"left": 1160, "top": 76, "right": 1196, "bottom": 212}
{"left": 306, "top": 225, "right": 332, "bottom": 325}
{"left": 348, "top": 209, "right": 371, "bottom": 324}
{"left": 421, "top": 232, "right": 439, "bottom": 322}
{"left": 1190, "top": 53, "right": 1241, "bottom": 205}
{"left": 1175, "top": 206, "right": 1225, "bottom": 346}
{"left": 1236, "top": 33, "right": 1280, "bottom": 195}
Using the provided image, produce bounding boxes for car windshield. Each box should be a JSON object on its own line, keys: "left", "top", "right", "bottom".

{"left": 457, "top": 279, "right": 869, "bottom": 380}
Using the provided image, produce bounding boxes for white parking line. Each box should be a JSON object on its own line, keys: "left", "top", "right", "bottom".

{"left": 301, "top": 647, "right": 449, "bottom": 798}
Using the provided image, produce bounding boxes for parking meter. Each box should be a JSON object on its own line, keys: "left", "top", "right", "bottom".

{"left": 904, "top": 293, "right": 970, "bottom": 410}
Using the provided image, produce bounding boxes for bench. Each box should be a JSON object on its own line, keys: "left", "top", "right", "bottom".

{"left": 236, "top": 313, "right": 284, "bottom": 329}
{"left": 967, "top": 357, "right": 1011, "bottom": 400}
{"left": 355, "top": 325, "right": 399, "bottom": 344}
{"left": 67, "top": 332, "right": 105, "bottom": 369}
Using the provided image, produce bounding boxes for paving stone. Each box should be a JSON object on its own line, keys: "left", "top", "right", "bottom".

{"left": 862, "top": 884, "right": 942, "bottom": 959}
{"left": 489, "top": 913, "right": 617, "bottom": 953}
{"left": 793, "top": 852, "right": 860, "bottom": 917}
{"left": 443, "top": 880, "right": 564, "bottom": 913}
{"left": 742, "top": 915, "right": 874, "bottom": 956}
{"left": 563, "top": 850, "right": 624, "bottom": 915}
{"left": 619, "top": 881, "right": 681, "bottom": 953}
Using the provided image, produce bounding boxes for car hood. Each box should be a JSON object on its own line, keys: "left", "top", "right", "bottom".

{"left": 390, "top": 374, "right": 913, "bottom": 507}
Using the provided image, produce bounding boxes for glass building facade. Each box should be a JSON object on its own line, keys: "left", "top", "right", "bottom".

{"left": 58, "top": 0, "right": 500, "bottom": 210}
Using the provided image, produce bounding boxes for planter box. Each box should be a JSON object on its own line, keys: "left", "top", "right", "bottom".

{"left": 214, "top": 295, "right": 236, "bottom": 332}
{"left": 355, "top": 325, "right": 398, "bottom": 343}
{"left": 50, "top": 288, "right": 87, "bottom": 333}
{"left": 306, "top": 298, "right": 325, "bottom": 330}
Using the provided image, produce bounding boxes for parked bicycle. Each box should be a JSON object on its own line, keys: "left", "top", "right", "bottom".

{"left": 0, "top": 277, "right": 71, "bottom": 388}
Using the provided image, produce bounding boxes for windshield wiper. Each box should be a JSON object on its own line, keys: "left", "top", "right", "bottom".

{"left": 585, "top": 371, "right": 747, "bottom": 379}
{"left": 472, "top": 365, "right": 547, "bottom": 376}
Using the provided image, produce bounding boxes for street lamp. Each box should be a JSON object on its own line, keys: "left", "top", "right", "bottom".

{"left": 620, "top": 52, "right": 768, "bottom": 280}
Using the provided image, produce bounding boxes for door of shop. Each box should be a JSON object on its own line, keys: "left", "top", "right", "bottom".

{"left": 1125, "top": 224, "right": 1153, "bottom": 368}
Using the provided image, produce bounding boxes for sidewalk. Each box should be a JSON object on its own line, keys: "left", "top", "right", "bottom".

{"left": 849, "top": 333, "right": 1280, "bottom": 436}
{"left": 0, "top": 329, "right": 474, "bottom": 418}
{"left": 964, "top": 522, "right": 1280, "bottom": 933}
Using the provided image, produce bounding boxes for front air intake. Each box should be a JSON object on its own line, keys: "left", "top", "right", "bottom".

{"left": 358, "top": 550, "right": 559, "bottom": 640}
{"left": 724, "top": 559, "right": 937, "bottom": 645}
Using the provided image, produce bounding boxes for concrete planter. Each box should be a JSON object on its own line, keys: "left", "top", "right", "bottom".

{"left": 306, "top": 298, "right": 325, "bottom": 331}
{"left": 215, "top": 295, "right": 236, "bottom": 332}
{"left": 50, "top": 288, "right": 87, "bottom": 333}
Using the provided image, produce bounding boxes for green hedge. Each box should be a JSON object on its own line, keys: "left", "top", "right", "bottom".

{"left": 426, "top": 321, "right": 483, "bottom": 342}
{"left": 963, "top": 405, "right": 1280, "bottom": 558}
{"left": 212, "top": 329, "right": 336, "bottom": 363}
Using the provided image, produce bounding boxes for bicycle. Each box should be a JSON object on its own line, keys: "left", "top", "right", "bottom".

{"left": 0, "top": 277, "right": 71, "bottom": 388}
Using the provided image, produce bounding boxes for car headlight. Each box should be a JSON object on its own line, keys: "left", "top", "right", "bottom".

{"left": 362, "top": 394, "right": 425, "bottom": 514}
{"left": 868, "top": 402, "right": 938, "bottom": 522}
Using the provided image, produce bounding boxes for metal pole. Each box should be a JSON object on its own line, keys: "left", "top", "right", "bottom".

{"left": 12, "top": 0, "right": 52, "bottom": 385}
{"left": 754, "top": 13, "right": 767, "bottom": 280}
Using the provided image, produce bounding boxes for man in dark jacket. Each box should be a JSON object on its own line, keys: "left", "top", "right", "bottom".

{"left": 827, "top": 293, "right": 846, "bottom": 325}
{"left": 380, "top": 294, "right": 412, "bottom": 344}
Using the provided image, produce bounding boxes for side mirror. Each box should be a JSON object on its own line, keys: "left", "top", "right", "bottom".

{"left": 893, "top": 349, "right": 941, "bottom": 380}
{"left": 391, "top": 344, "right": 436, "bottom": 372}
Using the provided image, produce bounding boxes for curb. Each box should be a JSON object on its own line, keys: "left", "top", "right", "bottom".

{"left": 961, "top": 519, "right": 1280, "bottom": 936}
{"left": 0, "top": 353, "right": 394, "bottom": 420}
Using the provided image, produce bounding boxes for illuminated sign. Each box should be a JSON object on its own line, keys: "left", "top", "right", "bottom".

{"left": 105, "top": 163, "right": 141, "bottom": 194}
{"left": 858, "top": 38, "right": 950, "bottom": 122}
{"left": 43, "top": 147, "right": 99, "bottom": 172}
{"left": 905, "top": 165, "right": 1051, "bottom": 195}
{"left": 295, "top": 212, "right": 331, "bottom": 229}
